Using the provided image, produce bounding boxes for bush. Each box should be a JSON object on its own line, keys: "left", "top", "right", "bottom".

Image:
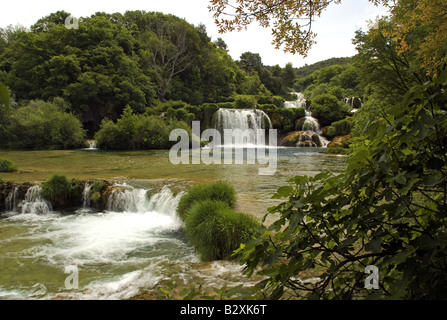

{"left": 184, "top": 199, "right": 261, "bottom": 261}
{"left": 95, "top": 106, "right": 191, "bottom": 150}
{"left": 5, "top": 100, "right": 86, "bottom": 150}
{"left": 177, "top": 181, "right": 237, "bottom": 220}
{"left": 311, "top": 93, "right": 349, "bottom": 127}
{"left": 234, "top": 95, "right": 257, "bottom": 109}
{"left": 41, "top": 174, "right": 72, "bottom": 208}
{"left": 332, "top": 117, "right": 352, "bottom": 136}
{"left": 0, "top": 159, "right": 17, "bottom": 172}
{"left": 41, "top": 174, "right": 85, "bottom": 209}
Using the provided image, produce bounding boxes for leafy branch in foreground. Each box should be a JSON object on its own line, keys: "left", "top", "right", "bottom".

{"left": 237, "top": 70, "right": 447, "bottom": 299}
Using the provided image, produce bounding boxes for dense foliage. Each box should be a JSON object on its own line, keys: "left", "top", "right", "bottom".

{"left": 229, "top": 0, "right": 447, "bottom": 300}
{"left": 0, "top": 100, "right": 86, "bottom": 150}
{"left": 0, "top": 10, "right": 301, "bottom": 142}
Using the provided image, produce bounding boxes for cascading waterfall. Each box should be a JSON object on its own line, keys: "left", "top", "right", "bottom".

{"left": 297, "top": 108, "right": 330, "bottom": 148}
{"left": 283, "top": 92, "right": 306, "bottom": 109}
{"left": 282, "top": 92, "right": 329, "bottom": 148}
{"left": 19, "top": 185, "right": 52, "bottom": 215}
{"left": 5, "top": 187, "right": 19, "bottom": 212}
{"left": 82, "top": 183, "right": 92, "bottom": 209}
{"left": 213, "top": 109, "right": 273, "bottom": 146}
{"left": 0, "top": 181, "right": 192, "bottom": 299}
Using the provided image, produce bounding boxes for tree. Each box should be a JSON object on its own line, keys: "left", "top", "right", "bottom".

{"left": 214, "top": 37, "right": 228, "bottom": 52}
{"left": 145, "top": 17, "right": 195, "bottom": 101}
{"left": 382, "top": 0, "right": 447, "bottom": 76}
{"left": 239, "top": 51, "right": 263, "bottom": 73}
{"left": 238, "top": 70, "right": 447, "bottom": 300}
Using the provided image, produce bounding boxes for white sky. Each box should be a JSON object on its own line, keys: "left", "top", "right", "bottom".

{"left": 0, "top": 0, "right": 389, "bottom": 68}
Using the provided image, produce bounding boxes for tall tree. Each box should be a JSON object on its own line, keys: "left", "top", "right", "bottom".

{"left": 146, "top": 19, "right": 195, "bottom": 101}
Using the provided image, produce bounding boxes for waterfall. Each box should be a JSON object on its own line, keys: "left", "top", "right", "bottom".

{"left": 285, "top": 93, "right": 329, "bottom": 148}
{"left": 19, "top": 185, "right": 52, "bottom": 215}
{"left": 214, "top": 109, "right": 272, "bottom": 132}
{"left": 213, "top": 109, "right": 273, "bottom": 146}
{"left": 106, "top": 183, "right": 184, "bottom": 216}
{"left": 85, "top": 140, "right": 98, "bottom": 150}
{"left": 82, "top": 183, "right": 92, "bottom": 209}
{"left": 5, "top": 187, "right": 19, "bottom": 212}
{"left": 284, "top": 92, "right": 306, "bottom": 109}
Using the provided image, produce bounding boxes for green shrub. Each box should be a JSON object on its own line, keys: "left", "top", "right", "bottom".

{"left": 90, "top": 180, "right": 107, "bottom": 206}
{"left": 0, "top": 158, "right": 17, "bottom": 172}
{"left": 177, "top": 181, "right": 237, "bottom": 220}
{"left": 322, "top": 126, "right": 337, "bottom": 138}
{"left": 5, "top": 100, "right": 86, "bottom": 150}
{"left": 332, "top": 117, "right": 352, "bottom": 136}
{"left": 184, "top": 199, "right": 261, "bottom": 261}
{"left": 216, "top": 102, "right": 235, "bottom": 109}
{"left": 234, "top": 95, "right": 257, "bottom": 109}
{"left": 311, "top": 93, "right": 350, "bottom": 127}
{"left": 41, "top": 174, "right": 72, "bottom": 207}
{"left": 41, "top": 174, "right": 87, "bottom": 209}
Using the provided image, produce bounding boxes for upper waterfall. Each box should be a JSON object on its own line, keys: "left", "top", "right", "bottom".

{"left": 212, "top": 108, "right": 273, "bottom": 146}
{"left": 214, "top": 109, "right": 272, "bottom": 132}
{"left": 283, "top": 92, "right": 306, "bottom": 109}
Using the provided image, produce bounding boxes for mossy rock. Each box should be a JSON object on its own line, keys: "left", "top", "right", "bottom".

{"left": 280, "top": 131, "right": 322, "bottom": 147}
{"left": 327, "top": 135, "right": 352, "bottom": 148}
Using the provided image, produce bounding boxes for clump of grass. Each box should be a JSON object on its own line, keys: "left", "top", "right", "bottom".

{"left": 184, "top": 199, "right": 261, "bottom": 261}
{"left": 90, "top": 180, "right": 106, "bottom": 202}
{"left": 177, "top": 181, "right": 237, "bottom": 220}
{"left": 41, "top": 174, "right": 85, "bottom": 209}
{"left": 42, "top": 174, "right": 71, "bottom": 203}
{"left": 0, "top": 158, "right": 17, "bottom": 172}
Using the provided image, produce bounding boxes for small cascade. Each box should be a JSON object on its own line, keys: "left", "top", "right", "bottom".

{"left": 85, "top": 140, "right": 98, "bottom": 150}
{"left": 213, "top": 109, "right": 273, "bottom": 146}
{"left": 82, "top": 183, "right": 92, "bottom": 209}
{"left": 281, "top": 93, "right": 329, "bottom": 148}
{"left": 283, "top": 92, "right": 306, "bottom": 109}
{"left": 343, "top": 97, "right": 363, "bottom": 112}
{"left": 5, "top": 187, "right": 19, "bottom": 212}
{"left": 106, "top": 183, "right": 184, "bottom": 216}
{"left": 19, "top": 185, "right": 52, "bottom": 214}
{"left": 295, "top": 107, "right": 329, "bottom": 148}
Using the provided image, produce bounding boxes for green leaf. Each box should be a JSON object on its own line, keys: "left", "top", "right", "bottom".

{"left": 274, "top": 185, "right": 293, "bottom": 199}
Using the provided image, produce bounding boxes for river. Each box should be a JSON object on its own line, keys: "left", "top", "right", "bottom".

{"left": 0, "top": 147, "right": 346, "bottom": 299}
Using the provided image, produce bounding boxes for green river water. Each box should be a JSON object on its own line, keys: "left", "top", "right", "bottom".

{"left": 0, "top": 147, "right": 346, "bottom": 299}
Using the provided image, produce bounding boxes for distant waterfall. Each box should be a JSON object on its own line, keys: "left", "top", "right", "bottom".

{"left": 296, "top": 108, "right": 329, "bottom": 148}
{"left": 283, "top": 92, "right": 306, "bottom": 109}
{"left": 213, "top": 109, "right": 273, "bottom": 146}
{"left": 282, "top": 93, "right": 329, "bottom": 148}
{"left": 214, "top": 109, "right": 272, "bottom": 132}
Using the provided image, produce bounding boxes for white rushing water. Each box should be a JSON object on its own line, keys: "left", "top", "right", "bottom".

{"left": 213, "top": 108, "right": 273, "bottom": 147}
{"left": 283, "top": 92, "right": 307, "bottom": 109}
{"left": 0, "top": 183, "right": 200, "bottom": 300}
{"left": 282, "top": 92, "right": 329, "bottom": 148}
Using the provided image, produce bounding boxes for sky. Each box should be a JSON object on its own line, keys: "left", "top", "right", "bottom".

{"left": 0, "top": 0, "right": 389, "bottom": 68}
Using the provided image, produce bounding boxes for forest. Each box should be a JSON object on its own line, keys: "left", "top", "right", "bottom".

{"left": 0, "top": 9, "right": 373, "bottom": 152}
